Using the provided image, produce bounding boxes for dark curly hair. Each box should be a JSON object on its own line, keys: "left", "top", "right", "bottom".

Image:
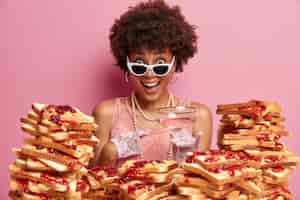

{"left": 109, "top": 0, "right": 198, "bottom": 72}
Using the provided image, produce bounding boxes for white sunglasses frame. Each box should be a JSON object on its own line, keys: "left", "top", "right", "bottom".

{"left": 126, "top": 56, "right": 176, "bottom": 77}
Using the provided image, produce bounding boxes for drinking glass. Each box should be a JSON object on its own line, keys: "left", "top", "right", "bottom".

{"left": 157, "top": 106, "right": 199, "bottom": 162}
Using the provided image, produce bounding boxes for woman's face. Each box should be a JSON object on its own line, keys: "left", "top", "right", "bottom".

{"left": 127, "top": 48, "right": 175, "bottom": 103}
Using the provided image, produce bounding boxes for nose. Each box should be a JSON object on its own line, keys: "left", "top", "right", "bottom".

{"left": 144, "top": 70, "right": 155, "bottom": 78}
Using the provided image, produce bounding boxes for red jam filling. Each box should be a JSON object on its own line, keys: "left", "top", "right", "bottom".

{"left": 264, "top": 155, "right": 280, "bottom": 163}
{"left": 256, "top": 134, "right": 271, "bottom": 143}
{"left": 90, "top": 166, "right": 118, "bottom": 177}
{"left": 239, "top": 103, "right": 266, "bottom": 119}
{"left": 124, "top": 167, "right": 139, "bottom": 177}
{"left": 16, "top": 179, "right": 29, "bottom": 189}
{"left": 208, "top": 166, "right": 242, "bottom": 176}
{"left": 127, "top": 183, "right": 146, "bottom": 194}
{"left": 205, "top": 156, "right": 219, "bottom": 163}
{"left": 118, "top": 176, "right": 134, "bottom": 184}
{"left": 47, "top": 148, "right": 60, "bottom": 154}
{"left": 44, "top": 105, "right": 76, "bottom": 125}
{"left": 76, "top": 180, "right": 89, "bottom": 192}
{"left": 271, "top": 166, "right": 284, "bottom": 173}
{"left": 41, "top": 173, "right": 68, "bottom": 185}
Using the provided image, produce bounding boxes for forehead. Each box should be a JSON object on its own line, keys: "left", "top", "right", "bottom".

{"left": 129, "top": 47, "right": 172, "bottom": 56}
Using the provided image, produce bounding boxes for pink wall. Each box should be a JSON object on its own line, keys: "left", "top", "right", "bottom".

{"left": 1, "top": 0, "right": 299, "bottom": 198}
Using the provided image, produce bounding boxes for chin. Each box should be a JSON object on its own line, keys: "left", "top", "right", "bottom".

{"left": 143, "top": 92, "right": 160, "bottom": 102}
{"left": 140, "top": 90, "right": 164, "bottom": 103}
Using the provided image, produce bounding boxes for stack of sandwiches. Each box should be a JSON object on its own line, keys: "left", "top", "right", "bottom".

{"left": 81, "top": 166, "right": 120, "bottom": 199}
{"left": 216, "top": 100, "right": 300, "bottom": 199}
{"left": 217, "top": 100, "right": 288, "bottom": 151}
{"left": 117, "top": 160, "right": 182, "bottom": 200}
{"left": 178, "top": 150, "right": 261, "bottom": 199}
{"left": 9, "top": 103, "right": 99, "bottom": 200}
{"left": 8, "top": 100, "right": 299, "bottom": 200}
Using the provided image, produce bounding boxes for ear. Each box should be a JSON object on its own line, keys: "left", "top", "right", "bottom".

{"left": 171, "top": 61, "right": 177, "bottom": 73}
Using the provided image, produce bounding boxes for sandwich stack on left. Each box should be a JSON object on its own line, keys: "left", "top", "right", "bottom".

{"left": 9, "top": 103, "right": 99, "bottom": 200}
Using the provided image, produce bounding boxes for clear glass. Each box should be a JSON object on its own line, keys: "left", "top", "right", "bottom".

{"left": 156, "top": 106, "right": 199, "bottom": 162}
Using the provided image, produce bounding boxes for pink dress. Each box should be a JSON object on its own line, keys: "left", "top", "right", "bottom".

{"left": 110, "top": 97, "right": 198, "bottom": 166}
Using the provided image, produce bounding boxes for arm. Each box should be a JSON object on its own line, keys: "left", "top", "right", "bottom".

{"left": 89, "top": 100, "right": 118, "bottom": 167}
{"left": 191, "top": 102, "right": 213, "bottom": 151}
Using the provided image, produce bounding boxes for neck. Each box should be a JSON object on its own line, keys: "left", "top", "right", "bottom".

{"left": 134, "top": 92, "right": 172, "bottom": 112}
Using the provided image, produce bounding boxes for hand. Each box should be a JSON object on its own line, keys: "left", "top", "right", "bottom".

{"left": 170, "top": 129, "right": 198, "bottom": 148}
{"left": 111, "top": 131, "right": 141, "bottom": 159}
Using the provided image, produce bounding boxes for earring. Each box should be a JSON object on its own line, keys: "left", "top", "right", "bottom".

{"left": 125, "top": 71, "right": 129, "bottom": 83}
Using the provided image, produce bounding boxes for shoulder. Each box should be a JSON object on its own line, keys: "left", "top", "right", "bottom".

{"left": 190, "top": 101, "right": 212, "bottom": 120}
{"left": 92, "top": 98, "right": 115, "bottom": 121}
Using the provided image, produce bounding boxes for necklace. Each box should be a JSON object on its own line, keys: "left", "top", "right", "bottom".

{"left": 131, "top": 93, "right": 175, "bottom": 129}
{"left": 130, "top": 93, "right": 176, "bottom": 160}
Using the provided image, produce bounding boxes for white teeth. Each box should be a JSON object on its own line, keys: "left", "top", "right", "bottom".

{"left": 143, "top": 82, "right": 159, "bottom": 88}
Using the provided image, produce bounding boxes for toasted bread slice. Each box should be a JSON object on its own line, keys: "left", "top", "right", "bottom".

{"left": 185, "top": 150, "right": 249, "bottom": 169}
{"left": 220, "top": 130, "right": 289, "bottom": 138}
{"left": 10, "top": 178, "right": 81, "bottom": 199}
{"left": 143, "top": 168, "right": 185, "bottom": 184}
{"left": 120, "top": 181, "right": 173, "bottom": 200}
{"left": 31, "top": 103, "right": 97, "bottom": 131}
{"left": 221, "top": 138, "right": 277, "bottom": 148}
{"left": 217, "top": 101, "right": 257, "bottom": 111}
{"left": 85, "top": 166, "right": 119, "bottom": 190}
{"left": 262, "top": 187, "right": 292, "bottom": 200}
{"left": 185, "top": 151, "right": 259, "bottom": 169}
{"left": 24, "top": 137, "right": 95, "bottom": 158}
{"left": 119, "top": 167, "right": 184, "bottom": 184}
{"left": 176, "top": 182, "right": 234, "bottom": 199}
{"left": 82, "top": 190, "right": 119, "bottom": 199}
{"left": 217, "top": 100, "right": 282, "bottom": 119}
{"left": 259, "top": 154, "right": 300, "bottom": 168}
{"left": 150, "top": 194, "right": 193, "bottom": 200}
{"left": 225, "top": 141, "right": 285, "bottom": 151}
{"left": 263, "top": 166, "right": 293, "bottom": 180}
{"left": 8, "top": 190, "right": 67, "bottom": 200}
{"left": 226, "top": 190, "right": 249, "bottom": 200}
{"left": 237, "top": 177, "right": 263, "bottom": 195}
{"left": 147, "top": 192, "right": 170, "bottom": 200}
{"left": 18, "top": 144, "right": 88, "bottom": 170}
{"left": 223, "top": 133, "right": 281, "bottom": 141}
{"left": 21, "top": 121, "right": 94, "bottom": 141}
{"left": 14, "top": 157, "right": 52, "bottom": 171}
{"left": 263, "top": 175, "right": 289, "bottom": 185}
{"left": 27, "top": 110, "right": 40, "bottom": 120}
{"left": 119, "top": 160, "right": 178, "bottom": 175}
{"left": 175, "top": 186, "right": 206, "bottom": 197}
{"left": 221, "top": 113, "right": 285, "bottom": 124}
{"left": 13, "top": 148, "right": 89, "bottom": 173}
{"left": 9, "top": 164, "right": 77, "bottom": 192}
{"left": 244, "top": 149, "right": 293, "bottom": 157}
{"left": 21, "top": 122, "right": 40, "bottom": 136}
{"left": 182, "top": 162, "right": 260, "bottom": 185}
{"left": 173, "top": 173, "right": 231, "bottom": 191}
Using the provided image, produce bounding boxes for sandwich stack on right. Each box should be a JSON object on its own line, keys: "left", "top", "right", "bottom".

{"left": 216, "top": 100, "right": 300, "bottom": 199}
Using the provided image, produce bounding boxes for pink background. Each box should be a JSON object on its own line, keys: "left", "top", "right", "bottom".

{"left": 1, "top": 0, "right": 299, "bottom": 198}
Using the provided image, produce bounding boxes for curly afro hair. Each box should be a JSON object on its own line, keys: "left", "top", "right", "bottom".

{"left": 109, "top": 0, "right": 198, "bottom": 72}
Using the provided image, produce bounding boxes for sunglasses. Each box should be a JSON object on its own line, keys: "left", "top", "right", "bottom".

{"left": 126, "top": 56, "right": 175, "bottom": 77}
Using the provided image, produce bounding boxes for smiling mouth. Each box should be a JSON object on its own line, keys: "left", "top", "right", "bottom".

{"left": 141, "top": 81, "right": 160, "bottom": 89}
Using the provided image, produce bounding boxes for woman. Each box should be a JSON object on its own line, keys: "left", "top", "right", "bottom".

{"left": 90, "top": 0, "right": 212, "bottom": 167}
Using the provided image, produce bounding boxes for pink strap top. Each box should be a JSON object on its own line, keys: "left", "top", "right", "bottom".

{"left": 110, "top": 97, "right": 195, "bottom": 166}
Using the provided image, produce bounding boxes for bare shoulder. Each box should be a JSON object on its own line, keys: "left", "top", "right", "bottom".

{"left": 190, "top": 101, "right": 212, "bottom": 120}
{"left": 92, "top": 99, "right": 115, "bottom": 121}
{"left": 190, "top": 101, "right": 213, "bottom": 150}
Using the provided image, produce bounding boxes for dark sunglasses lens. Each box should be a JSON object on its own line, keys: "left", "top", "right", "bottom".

{"left": 153, "top": 65, "right": 169, "bottom": 75}
{"left": 131, "top": 65, "right": 147, "bottom": 75}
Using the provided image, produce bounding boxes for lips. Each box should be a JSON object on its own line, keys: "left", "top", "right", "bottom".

{"left": 141, "top": 81, "right": 160, "bottom": 89}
